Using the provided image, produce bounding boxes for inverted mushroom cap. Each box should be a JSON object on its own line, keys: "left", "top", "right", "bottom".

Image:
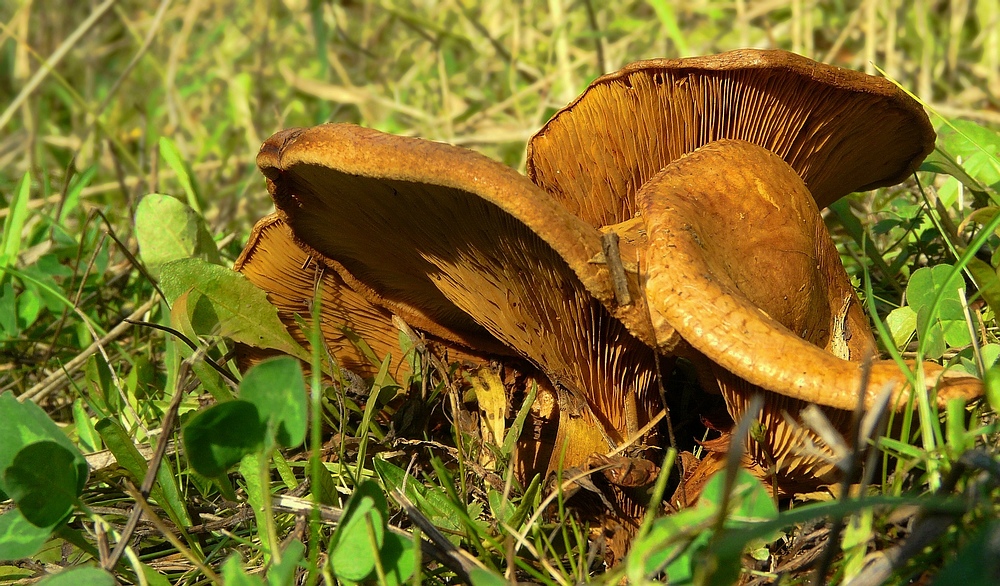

{"left": 258, "top": 123, "right": 660, "bottom": 471}
{"left": 640, "top": 139, "right": 982, "bottom": 413}
{"left": 640, "top": 139, "right": 981, "bottom": 489}
{"left": 528, "top": 48, "right": 935, "bottom": 228}
{"left": 233, "top": 214, "right": 490, "bottom": 380}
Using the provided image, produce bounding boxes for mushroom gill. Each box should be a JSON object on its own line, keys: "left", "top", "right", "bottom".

{"left": 638, "top": 139, "right": 982, "bottom": 489}
{"left": 527, "top": 48, "right": 935, "bottom": 228}
{"left": 258, "top": 124, "right": 661, "bottom": 477}
{"left": 233, "top": 214, "right": 491, "bottom": 382}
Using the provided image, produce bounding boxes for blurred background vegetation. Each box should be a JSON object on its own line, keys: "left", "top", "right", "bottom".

{"left": 2, "top": 0, "right": 998, "bottom": 235}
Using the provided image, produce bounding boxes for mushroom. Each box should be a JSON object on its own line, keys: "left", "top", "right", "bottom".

{"left": 256, "top": 124, "right": 662, "bottom": 484}
{"left": 637, "top": 139, "right": 982, "bottom": 490}
{"left": 527, "top": 48, "right": 934, "bottom": 226}
{"left": 520, "top": 48, "right": 980, "bottom": 491}
{"left": 233, "top": 214, "right": 494, "bottom": 382}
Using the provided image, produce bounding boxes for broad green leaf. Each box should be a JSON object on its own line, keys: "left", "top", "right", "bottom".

{"left": 700, "top": 469, "right": 777, "bottom": 524}
{"left": 0, "top": 509, "right": 56, "bottom": 561}
{"left": 626, "top": 469, "right": 776, "bottom": 584}
{"left": 374, "top": 457, "right": 466, "bottom": 535}
{"left": 159, "top": 258, "right": 310, "bottom": 362}
{"left": 135, "top": 194, "right": 220, "bottom": 277}
{"left": 628, "top": 505, "right": 713, "bottom": 584}
{"left": 14, "top": 288, "right": 41, "bottom": 330}
{"left": 3, "top": 441, "right": 80, "bottom": 527}
{"left": 239, "top": 357, "right": 307, "bottom": 449}
{"left": 922, "top": 147, "right": 996, "bottom": 206}
{"left": 0, "top": 391, "right": 90, "bottom": 496}
{"left": 328, "top": 480, "right": 388, "bottom": 582}
{"left": 936, "top": 120, "right": 1000, "bottom": 187}
{"left": 139, "top": 564, "right": 173, "bottom": 586}
{"left": 84, "top": 355, "right": 116, "bottom": 417}
{"left": 238, "top": 454, "right": 271, "bottom": 560}
{"left": 182, "top": 400, "right": 265, "bottom": 478}
{"left": 36, "top": 566, "right": 116, "bottom": 586}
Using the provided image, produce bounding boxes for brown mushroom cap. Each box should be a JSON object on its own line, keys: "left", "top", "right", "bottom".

{"left": 640, "top": 139, "right": 982, "bottom": 412}
{"left": 258, "top": 123, "right": 660, "bottom": 471}
{"left": 528, "top": 48, "right": 935, "bottom": 228}
{"left": 233, "top": 214, "right": 491, "bottom": 381}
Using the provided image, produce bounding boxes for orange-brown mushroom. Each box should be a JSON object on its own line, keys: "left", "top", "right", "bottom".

{"left": 521, "top": 49, "right": 978, "bottom": 492}
{"left": 257, "top": 124, "right": 661, "bottom": 482}
{"left": 638, "top": 139, "right": 981, "bottom": 490}
{"left": 527, "top": 48, "right": 934, "bottom": 228}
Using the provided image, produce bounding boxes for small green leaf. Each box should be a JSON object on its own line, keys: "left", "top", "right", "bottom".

{"left": 886, "top": 306, "right": 917, "bottom": 350}
{"left": 907, "top": 265, "right": 971, "bottom": 358}
{"left": 240, "top": 357, "right": 307, "bottom": 449}
{"left": 135, "top": 194, "right": 221, "bottom": 277}
{"left": 469, "top": 568, "right": 508, "bottom": 586}
{"left": 71, "top": 400, "right": 101, "bottom": 453}
{"left": 36, "top": 566, "right": 116, "bottom": 586}
{"left": 0, "top": 172, "right": 31, "bottom": 285}
{"left": 3, "top": 441, "right": 80, "bottom": 527}
{"left": 221, "top": 554, "right": 265, "bottom": 586}
{"left": 267, "top": 540, "right": 305, "bottom": 586}
{"left": 329, "top": 480, "right": 388, "bottom": 582}
{"left": 966, "top": 257, "right": 1000, "bottom": 319}
{"left": 59, "top": 165, "right": 97, "bottom": 225}
{"left": 378, "top": 532, "right": 416, "bottom": 586}
{"left": 0, "top": 282, "right": 17, "bottom": 337}
{"left": 159, "top": 259, "right": 310, "bottom": 362}
{"left": 936, "top": 120, "right": 1000, "bottom": 188}
{"left": 0, "top": 509, "right": 56, "bottom": 561}
{"left": 985, "top": 365, "right": 1000, "bottom": 414}
{"left": 182, "top": 401, "right": 265, "bottom": 478}
{"left": 139, "top": 564, "right": 174, "bottom": 586}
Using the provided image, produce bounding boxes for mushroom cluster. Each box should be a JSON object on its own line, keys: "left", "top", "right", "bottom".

{"left": 236, "top": 49, "right": 983, "bottom": 524}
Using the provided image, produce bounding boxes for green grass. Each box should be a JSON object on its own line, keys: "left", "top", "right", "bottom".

{"left": 2, "top": 0, "right": 1000, "bottom": 584}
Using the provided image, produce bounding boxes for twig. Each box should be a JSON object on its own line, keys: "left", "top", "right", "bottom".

{"left": 105, "top": 359, "right": 196, "bottom": 571}
{"left": 123, "top": 482, "right": 221, "bottom": 584}
{"left": 124, "top": 319, "right": 239, "bottom": 385}
{"left": 601, "top": 231, "right": 633, "bottom": 307}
